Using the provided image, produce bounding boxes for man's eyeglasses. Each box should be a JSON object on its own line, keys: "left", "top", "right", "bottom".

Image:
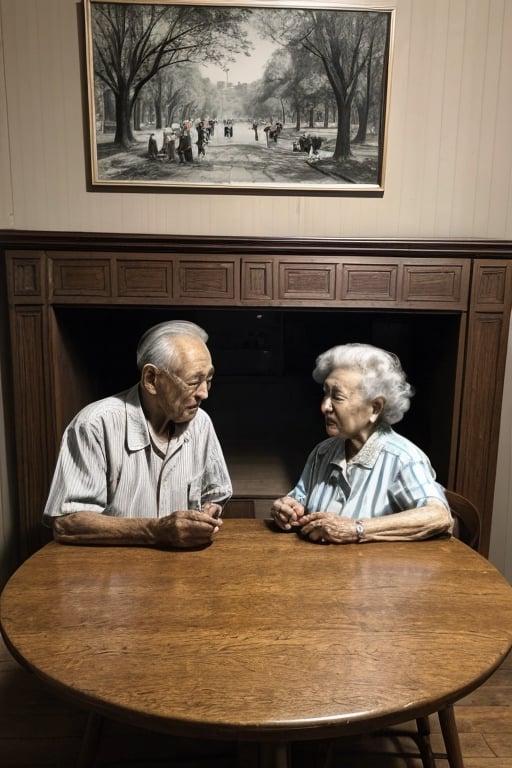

{"left": 160, "top": 369, "right": 214, "bottom": 393}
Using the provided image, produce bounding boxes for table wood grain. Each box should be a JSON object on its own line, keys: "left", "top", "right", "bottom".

{"left": 2, "top": 519, "right": 512, "bottom": 746}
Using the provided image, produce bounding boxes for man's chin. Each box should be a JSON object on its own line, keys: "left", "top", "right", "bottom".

{"left": 176, "top": 407, "right": 199, "bottom": 423}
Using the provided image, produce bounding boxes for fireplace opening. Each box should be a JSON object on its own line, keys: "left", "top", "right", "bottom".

{"left": 53, "top": 307, "right": 461, "bottom": 507}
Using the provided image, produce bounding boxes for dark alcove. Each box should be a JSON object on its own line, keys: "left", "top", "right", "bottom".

{"left": 54, "top": 306, "right": 460, "bottom": 510}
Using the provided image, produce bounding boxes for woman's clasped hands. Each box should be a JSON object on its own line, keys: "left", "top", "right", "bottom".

{"left": 271, "top": 496, "right": 360, "bottom": 544}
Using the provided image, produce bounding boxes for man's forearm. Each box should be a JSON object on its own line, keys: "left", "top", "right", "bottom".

{"left": 52, "top": 511, "right": 157, "bottom": 547}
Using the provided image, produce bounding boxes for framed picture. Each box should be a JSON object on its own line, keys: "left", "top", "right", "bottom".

{"left": 84, "top": 0, "right": 395, "bottom": 194}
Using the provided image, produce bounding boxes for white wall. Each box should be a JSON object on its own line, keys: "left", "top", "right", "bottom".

{"left": 1, "top": 0, "right": 512, "bottom": 238}
{"left": 1, "top": 0, "right": 512, "bottom": 580}
{"left": 0, "top": 5, "right": 13, "bottom": 227}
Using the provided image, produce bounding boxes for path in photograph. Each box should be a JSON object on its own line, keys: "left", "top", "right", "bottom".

{"left": 96, "top": 122, "right": 378, "bottom": 188}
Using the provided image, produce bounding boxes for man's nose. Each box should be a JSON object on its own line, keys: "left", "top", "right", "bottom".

{"left": 195, "top": 380, "right": 209, "bottom": 399}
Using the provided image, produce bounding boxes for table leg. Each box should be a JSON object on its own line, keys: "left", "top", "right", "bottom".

{"left": 76, "top": 711, "right": 103, "bottom": 768}
{"left": 273, "top": 742, "right": 290, "bottom": 768}
{"left": 438, "top": 705, "right": 465, "bottom": 768}
{"left": 237, "top": 741, "right": 290, "bottom": 768}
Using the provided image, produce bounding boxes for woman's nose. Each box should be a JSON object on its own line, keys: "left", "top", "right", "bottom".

{"left": 321, "top": 396, "right": 332, "bottom": 413}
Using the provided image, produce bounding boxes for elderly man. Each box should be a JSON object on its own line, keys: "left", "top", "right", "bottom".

{"left": 43, "top": 320, "right": 232, "bottom": 549}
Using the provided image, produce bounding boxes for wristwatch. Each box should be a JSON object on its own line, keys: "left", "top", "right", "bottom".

{"left": 355, "top": 520, "right": 365, "bottom": 542}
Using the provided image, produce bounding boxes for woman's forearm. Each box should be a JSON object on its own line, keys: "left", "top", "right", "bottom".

{"left": 357, "top": 500, "right": 453, "bottom": 542}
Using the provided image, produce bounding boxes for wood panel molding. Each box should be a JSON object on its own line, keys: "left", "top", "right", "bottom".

{"left": 2, "top": 232, "right": 512, "bottom": 560}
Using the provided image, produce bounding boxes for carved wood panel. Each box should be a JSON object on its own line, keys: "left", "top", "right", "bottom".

{"left": 10, "top": 308, "right": 52, "bottom": 558}
{"left": 117, "top": 260, "right": 172, "bottom": 298}
{"left": 177, "top": 260, "right": 237, "bottom": 300}
{"left": 242, "top": 261, "right": 273, "bottom": 301}
{"left": 278, "top": 262, "right": 336, "bottom": 301}
{"left": 340, "top": 263, "right": 398, "bottom": 302}
{"left": 12, "top": 254, "right": 43, "bottom": 299}
{"left": 402, "top": 264, "right": 468, "bottom": 305}
{"left": 51, "top": 257, "right": 111, "bottom": 298}
{"left": 3, "top": 238, "right": 512, "bottom": 560}
{"left": 457, "top": 314, "right": 506, "bottom": 554}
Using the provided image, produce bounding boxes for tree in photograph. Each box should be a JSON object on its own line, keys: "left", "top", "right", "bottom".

{"left": 140, "top": 63, "right": 216, "bottom": 131}
{"left": 256, "top": 8, "right": 389, "bottom": 161}
{"left": 256, "top": 50, "right": 291, "bottom": 125}
{"left": 352, "top": 20, "right": 387, "bottom": 144}
{"left": 91, "top": 2, "right": 252, "bottom": 148}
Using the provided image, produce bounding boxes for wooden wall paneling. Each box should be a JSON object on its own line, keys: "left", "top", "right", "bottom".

{"left": 9, "top": 307, "right": 52, "bottom": 558}
{"left": 176, "top": 257, "right": 239, "bottom": 304}
{"left": 241, "top": 260, "right": 274, "bottom": 302}
{"left": 4, "top": 236, "right": 512, "bottom": 560}
{"left": 456, "top": 260, "right": 512, "bottom": 555}
{"left": 446, "top": 310, "right": 468, "bottom": 492}
{"left": 116, "top": 255, "right": 173, "bottom": 300}
{"left": 278, "top": 261, "right": 336, "bottom": 302}
{"left": 11, "top": 253, "right": 42, "bottom": 299}
{"left": 50, "top": 255, "right": 112, "bottom": 299}
{"left": 339, "top": 261, "right": 398, "bottom": 305}
{"left": 6, "top": 250, "right": 53, "bottom": 557}
{"left": 401, "top": 260, "right": 470, "bottom": 309}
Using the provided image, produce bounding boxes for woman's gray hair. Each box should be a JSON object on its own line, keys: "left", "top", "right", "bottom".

{"left": 312, "top": 343, "right": 414, "bottom": 425}
{"left": 136, "top": 320, "right": 208, "bottom": 372}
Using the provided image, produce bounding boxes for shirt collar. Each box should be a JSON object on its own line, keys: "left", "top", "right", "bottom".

{"left": 319, "top": 423, "right": 391, "bottom": 469}
{"left": 126, "top": 385, "right": 151, "bottom": 451}
{"left": 350, "top": 424, "right": 390, "bottom": 468}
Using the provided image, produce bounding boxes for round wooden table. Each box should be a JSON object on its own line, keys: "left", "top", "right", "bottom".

{"left": 2, "top": 519, "right": 512, "bottom": 767}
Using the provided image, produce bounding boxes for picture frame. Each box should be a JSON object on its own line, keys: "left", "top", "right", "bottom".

{"left": 84, "top": 0, "right": 395, "bottom": 195}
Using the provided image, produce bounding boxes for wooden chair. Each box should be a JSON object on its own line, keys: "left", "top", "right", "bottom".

{"left": 445, "top": 489, "right": 481, "bottom": 551}
{"left": 409, "top": 489, "right": 481, "bottom": 768}
{"left": 326, "top": 490, "right": 481, "bottom": 768}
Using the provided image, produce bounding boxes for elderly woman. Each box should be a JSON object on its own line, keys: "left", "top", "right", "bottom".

{"left": 271, "top": 343, "right": 453, "bottom": 544}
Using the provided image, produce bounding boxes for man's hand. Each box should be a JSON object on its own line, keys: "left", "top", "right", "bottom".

{"left": 201, "top": 502, "right": 222, "bottom": 518}
{"left": 150, "top": 509, "right": 222, "bottom": 548}
{"left": 53, "top": 509, "right": 222, "bottom": 549}
{"left": 271, "top": 496, "right": 305, "bottom": 530}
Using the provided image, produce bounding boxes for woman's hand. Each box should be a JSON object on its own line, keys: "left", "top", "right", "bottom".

{"left": 297, "top": 500, "right": 453, "bottom": 544}
{"left": 271, "top": 496, "right": 305, "bottom": 530}
{"left": 298, "top": 513, "right": 359, "bottom": 544}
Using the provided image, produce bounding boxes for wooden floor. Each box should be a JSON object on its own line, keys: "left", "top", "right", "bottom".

{"left": 1, "top": 634, "right": 512, "bottom": 768}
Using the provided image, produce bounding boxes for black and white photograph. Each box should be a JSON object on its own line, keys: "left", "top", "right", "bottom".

{"left": 84, "top": 0, "right": 394, "bottom": 194}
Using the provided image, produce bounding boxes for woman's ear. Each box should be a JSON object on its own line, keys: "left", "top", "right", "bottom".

{"left": 370, "top": 397, "right": 385, "bottom": 422}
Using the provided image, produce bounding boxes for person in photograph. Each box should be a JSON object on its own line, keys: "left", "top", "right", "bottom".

{"left": 147, "top": 133, "right": 158, "bottom": 159}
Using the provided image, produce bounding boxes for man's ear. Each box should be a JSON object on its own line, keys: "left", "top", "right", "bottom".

{"left": 141, "top": 364, "right": 159, "bottom": 395}
{"left": 370, "top": 397, "right": 385, "bottom": 423}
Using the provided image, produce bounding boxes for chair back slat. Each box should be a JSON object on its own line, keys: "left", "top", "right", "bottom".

{"left": 444, "top": 489, "right": 481, "bottom": 551}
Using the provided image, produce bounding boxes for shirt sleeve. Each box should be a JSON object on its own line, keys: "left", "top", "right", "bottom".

{"left": 288, "top": 446, "right": 319, "bottom": 506}
{"left": 197, "top": 418, "right": 233, "bottom": 507}
{"left": 42, "top": 419, "right": 108, "bottom": 526}
{"left": 389, "top": 459, "right": 449, "bottom": 511}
